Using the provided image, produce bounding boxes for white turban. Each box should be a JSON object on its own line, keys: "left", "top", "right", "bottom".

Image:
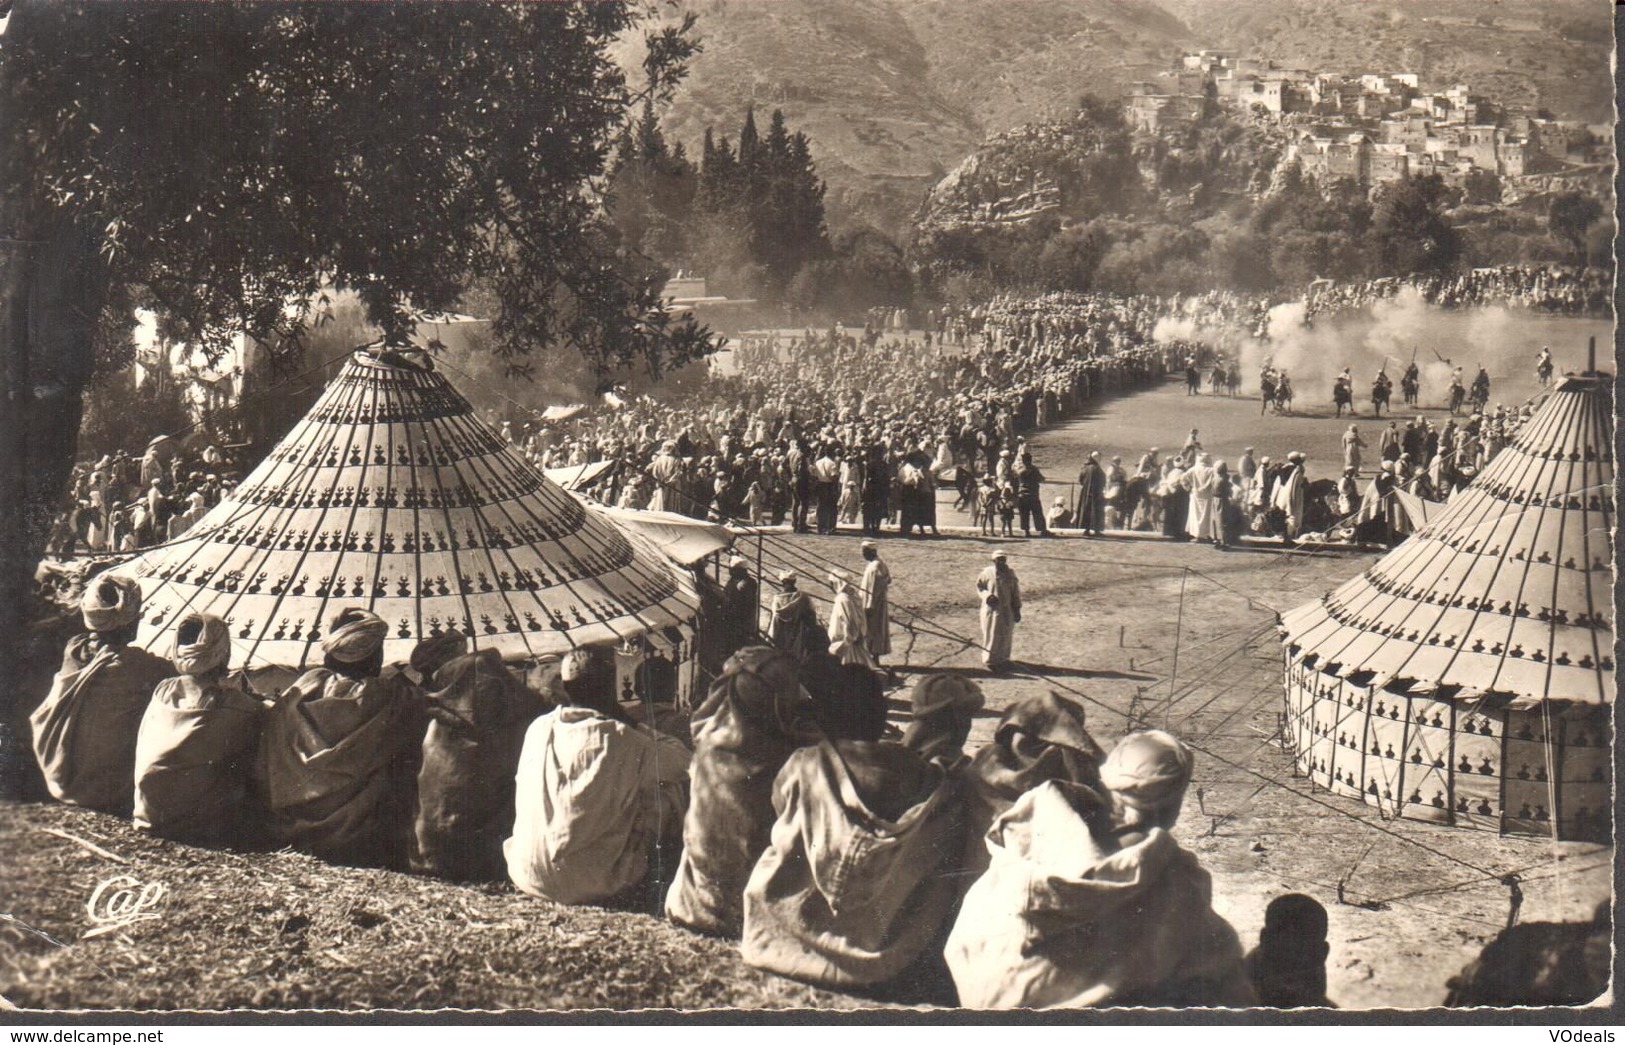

{"left": 172, "top": 612, "right": 231, "bottom": 675}
{"left": 322, "top": 608, "right": 388, "bottom": 663}
{"left": 1101, "top": 730, "right": 1195, "bottom": 815}
{"left": 82, "top": 576, "right": 142, "bottom": 632}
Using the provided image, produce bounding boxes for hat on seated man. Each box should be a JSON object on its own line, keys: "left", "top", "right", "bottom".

{"left": 32, "top": 575, "right": 174, "bottom": 815}
{"left": 946, "top": 730, "right": 1253, "bottom": 1008}
{"left": 260, "top": 608, "right": 426, "bottom": 869}
{"left": 133, "top": 612, "right": 266, "bottom": 843}
{"left": 505, "top": 644, "right": 692, "bottom": 910}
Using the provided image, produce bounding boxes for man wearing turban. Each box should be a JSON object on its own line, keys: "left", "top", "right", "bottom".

{"left": 409, "top": 632, "right": 545, "bottom": 881}
{"left": 31, "top": 575, "right": 174, "bottom": 815}
{"left": 505, "top": 642, "right": 691, "bottom": 909}
{"left": 947, "top": 730, "right": 1252, "bottom": 1008}
{"left": 133, "top": 613, "right": 266, "bottom": 843}
{"left": 260, "top": 608, "right": 426, "bottom": 869}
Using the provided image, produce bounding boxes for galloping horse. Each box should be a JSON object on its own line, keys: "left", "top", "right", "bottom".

{"left": 1333, "top": 378, "right": 1353, "bottom": 418}
{"left": 1401, "top": 363, "right": 1420, "bottom": 406}
{"left": 1273, "top": 375, "right": 1294, "bottom": 415}
{"left": 1469, "top": 369, "right": 1491, "bottom": 413}
{"left": 1371, "top": 376, "right": 1392, "bottom": 418}
{"left": 1259, "top": 371, "right": 1277, "bottom": 416}
{"left": 1447, "top": 381, "right": 1466, "bottom": 416}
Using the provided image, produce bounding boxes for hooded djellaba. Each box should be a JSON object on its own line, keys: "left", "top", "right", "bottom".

{"left": 409, "top": 632, "right": 547, "bottom": 881}
{"left": 958, "top": 690, "right": 1106, "bottom": 884}
{"left": 505, "top": 644, "right": 692, "bottom": 911}
{"left": 133, "top": 612, "right": 267, "bottom": 844}
{"left": 665, "top": 647, "right": 818, "bottom": 937}
{"left": 32, "top": 575, "right": 174, "bottom": 816}
{"left": 740, "top": 674, "right": 964, "bottom": 995}
{"left": 945, "top": 730, "right": 1254, "bottom": 1009}
{"left": 259, "top": 608, "right": 427, "bottom": 869}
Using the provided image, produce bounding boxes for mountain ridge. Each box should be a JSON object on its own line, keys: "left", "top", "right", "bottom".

{"left": 644, "top": 0, "right": 1612, "bottom": 238}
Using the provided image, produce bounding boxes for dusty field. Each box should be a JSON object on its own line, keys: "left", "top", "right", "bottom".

{"left": 1, "top": 369, "right": 1611, "bottom": 1014}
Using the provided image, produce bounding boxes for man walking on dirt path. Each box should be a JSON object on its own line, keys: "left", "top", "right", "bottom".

{"left": 977, "top": 551, "right": 1022, "bottom": 673}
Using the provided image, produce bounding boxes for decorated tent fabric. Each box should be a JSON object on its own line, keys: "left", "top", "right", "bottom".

{"left": 1280, "top": 375, "right": 1613, "bottom": 841}
{"left": 116, "top": 346, "right": 699, "bottom": 671}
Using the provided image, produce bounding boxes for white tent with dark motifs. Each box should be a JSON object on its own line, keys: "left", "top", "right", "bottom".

{"left": 113, "top": 344, "right": 702, "bottom": 692}
{"left": 1280, "top": 373, "right": 1613, "bottom": 842}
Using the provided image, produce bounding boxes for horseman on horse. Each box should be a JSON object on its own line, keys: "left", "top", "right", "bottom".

{"left": 1470, "top": 365, "right": 1491, "bottom": 412}
{"left": 1401, "top": 360, "right": 1420, "bottom": 406}
{"left": 1371, "top": 368, "right": 1393, "bottom": 418}
{"left": 1333, "top": 367, "right": 1354, "bottom": 417}
{"left": 1447, "top": 370, "right": 1466, "bottom": 415}
{"left": 1536, "top": 347, "right": 1554, "bottom": 388}
{"left": 1274, "top": 371, "right": 1294, "bottom": 415}
{"left": 1259, "top": 365, "right": 1277, "bottom": 416}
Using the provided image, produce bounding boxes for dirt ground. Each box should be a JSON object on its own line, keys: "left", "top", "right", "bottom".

{"left": 0, "top": 374, "right": 1611, "bottom": 1014}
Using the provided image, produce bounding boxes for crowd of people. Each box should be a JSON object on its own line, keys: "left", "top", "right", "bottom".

{"left": 512, "top": 293, "right": 1185, "bottom": 534}
{"left": 28, "top": 558, "right": 1607, "bottom": 1008}
{"left": 44, "top": 436, "right": 242, "bottom": 558}
{"left": 23, "top": 566, "right": 1304, "bottom": 1007}
{"left": 1303, "top": 265, "right": 1610, "bottom": 322}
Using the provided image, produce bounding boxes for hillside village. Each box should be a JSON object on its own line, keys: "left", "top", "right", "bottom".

{"left": 1129, "top": 50, "right": 1612, "bottom": 196}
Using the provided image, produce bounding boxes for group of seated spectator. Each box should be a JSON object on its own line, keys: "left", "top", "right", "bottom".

{"left": 28, "top": 571, "right": 1323, "bottom": 1008}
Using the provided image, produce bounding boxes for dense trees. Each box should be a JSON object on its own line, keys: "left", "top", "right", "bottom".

{"left": 608, "top": 104, "right": 834, "bottom": 305}
{"left": 1547, "top": 191, "right": 1604, "bottom": 264}
{"left": 0, "top": 1, "right": 714, "bottom": 778}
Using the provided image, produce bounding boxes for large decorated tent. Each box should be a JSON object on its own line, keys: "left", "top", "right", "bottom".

{"left": 114, "top": 344, "right": 702, "bottom": 693}
{"left": 1280, "top": 373, "right": 1613, "bottom": 842}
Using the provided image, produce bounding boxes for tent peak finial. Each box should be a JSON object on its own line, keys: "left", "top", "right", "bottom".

{"left": 358, "top": 341, "right": 434, "bottom": 372}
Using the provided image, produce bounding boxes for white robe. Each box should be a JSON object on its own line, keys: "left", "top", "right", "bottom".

{"left": 1271, "top": 464, "right": 1308, "bottom": 536}
{"left": 861, "top": 559, "right": 891, "bottom": 657}
{"left": 827, "top": 585, "right": 876, "bottom": 669}
{"left": 977, "top": 565, "right": 1021, "bottom": 668}
{"left": 505, "top": 707, "right": 691, "bottom": 906}
{"left": 1182, "top": 464, "right": 1221, "bottom": 541}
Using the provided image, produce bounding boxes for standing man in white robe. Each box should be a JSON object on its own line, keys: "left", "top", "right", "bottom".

{"left": 826, "top": 570, "right": 876, "bottom": 669}
{"left": 859, "top": 541, "right": 891, "bottom": 667}
{"left": 1272, "top": 452, "right": 1309, "bottom": 539}
{"left": 977, "top": 551, "right": 1022, "bottom": 672}
{"left": 1183, "top": 453, "right": 1222, "bottom": 545}
{"left": 1342, "top": 424, "right": 1366, "bottom": 473}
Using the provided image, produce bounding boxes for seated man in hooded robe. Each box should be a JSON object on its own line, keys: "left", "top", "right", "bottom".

{"left": 260, "top": 608, "right": 426, "bottom": 869}
{"left": 958, "top": 690, "right": 1105, "bottom": 883}
{"left": 32, "top": 575, "right": 174, "bottom": 815}
{"left": 409, "top": 632, "right": 546, "bottom": 881}
{"left": 666, "top": 647, "right": 817, "bottom": 937}
{"left": 1246, "top": 893, "right": 1335, "bottom": 1007}
{"left": 945, "top": 730, "right": 1254, "bottom": 1009}
{"left": 133, "top": 612, "right": 266, "bottom": 843}
{"left": 900, "top": 674, "right": 984, "bottom": 770}
{"left": 504, "top": 645, "right": 692, "bottom": 911}
{"left": 740, "top": 679, "right": 964, "bottom": 992}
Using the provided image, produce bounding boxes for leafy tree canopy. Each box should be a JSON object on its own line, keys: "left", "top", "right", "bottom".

{"left": 1, "top": 0, "right": 715, "bottom": 382}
